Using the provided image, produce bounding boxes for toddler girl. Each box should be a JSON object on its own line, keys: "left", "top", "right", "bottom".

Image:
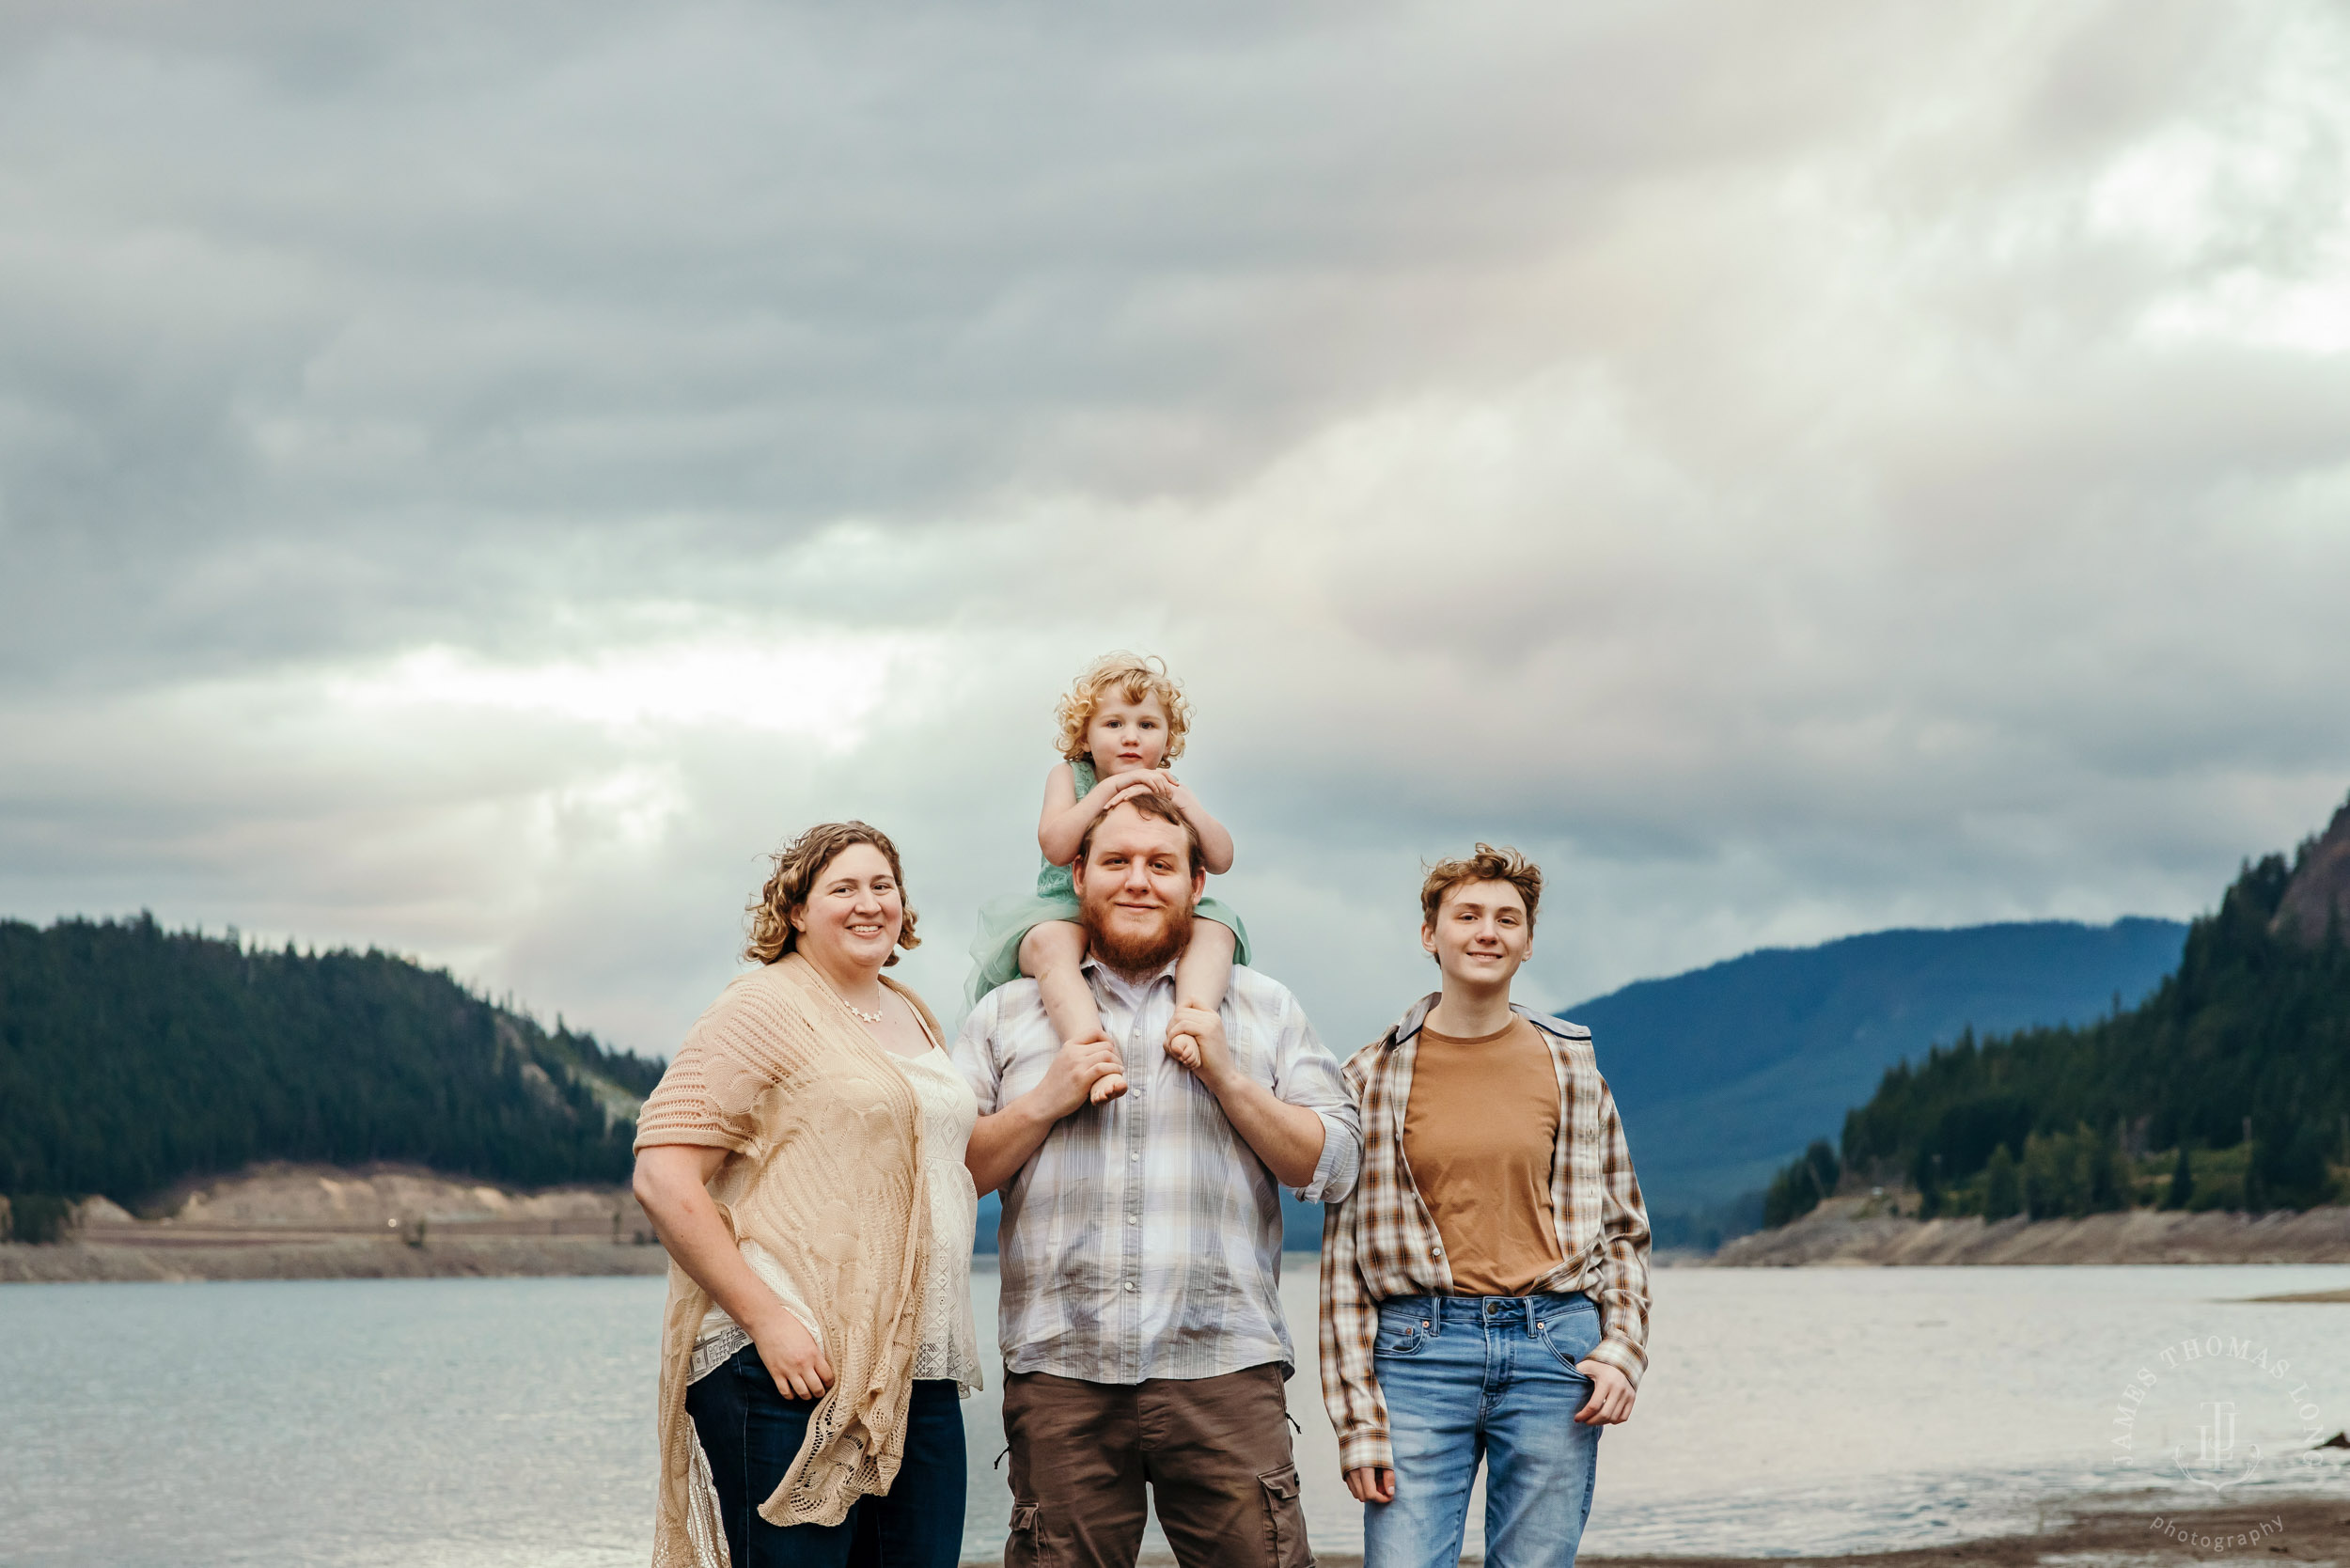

{"left": 966, "top": 652, "right": 1248, "bottom": 1102}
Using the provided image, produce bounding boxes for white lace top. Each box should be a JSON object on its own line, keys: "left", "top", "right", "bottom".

{"left": 692, "top": 1043, "right": 983, "bottom": 1394}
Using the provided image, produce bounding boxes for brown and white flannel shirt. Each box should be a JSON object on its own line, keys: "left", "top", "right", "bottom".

{"left": 1318, "top": 994, "right": 1653, "bottom": 1473}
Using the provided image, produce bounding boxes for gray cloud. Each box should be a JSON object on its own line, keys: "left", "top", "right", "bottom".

{"left": 5, "top": 1, "right": 2349, "bottom": 1055}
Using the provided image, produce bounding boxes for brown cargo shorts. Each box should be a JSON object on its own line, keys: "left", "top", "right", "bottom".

{"left": 1000, "top": 1361, "right": 1313, "bottom": 1568}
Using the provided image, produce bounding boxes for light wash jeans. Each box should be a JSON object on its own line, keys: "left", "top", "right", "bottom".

{"left": 1363, "top": 1292, "right": 1604, "bottom": 1568}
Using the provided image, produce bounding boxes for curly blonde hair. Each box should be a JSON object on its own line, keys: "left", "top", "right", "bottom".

{"left": 744, "top": 821, "right": 920, "bottom": 965}
{"left": 1419, "top": 843, "right": 1543, "bottom": 933}
{"left": 1053, "top": 651, "right": 1193, "bottom": 763}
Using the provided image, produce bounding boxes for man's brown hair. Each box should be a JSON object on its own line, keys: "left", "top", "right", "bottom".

{"left": 1419, "top": 842, "right": 1542, "bottom": 931}
{"left": 744, "top": 820, "right": 920, "bottom": 965}
{"left": 1076, "top": 792, "right": 1203, "bottom": 876}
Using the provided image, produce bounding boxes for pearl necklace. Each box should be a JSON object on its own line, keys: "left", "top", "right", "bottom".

{"left": 807, "top": 964, "right": 888, "bottom": 1025}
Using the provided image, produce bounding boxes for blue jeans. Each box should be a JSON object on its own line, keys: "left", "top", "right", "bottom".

{"left": 684, "top": 1344, "right": 966, "bottom": 1567}
{"left": 1363, "top": 1293, "right": 1603, "bottom": 1568}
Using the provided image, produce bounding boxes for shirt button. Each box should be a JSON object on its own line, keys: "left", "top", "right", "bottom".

{"left": 1124, "top": 1281, "right": 1137, "bottom": 1292}
{"left": 1430, "top": 1246, "right": 1443, "bottom": 1259}
{"left": 1130, "top": 1153, "right": 1139, "bottom": 1163}
{"left": 1127, "top": 1215, "right": 1137, "bottom": 1225}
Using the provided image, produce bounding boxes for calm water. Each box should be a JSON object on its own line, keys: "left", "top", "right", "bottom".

{"left": 6, "top": 1261, "right": 2348, "bottom": 1565}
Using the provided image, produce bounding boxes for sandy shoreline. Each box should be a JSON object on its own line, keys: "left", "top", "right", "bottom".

{"left": 0, "top": 1236, "right": 670, "bottom": 1283}
{"left": 998, "top": 1495, "right": 2349, "bottom": 1567}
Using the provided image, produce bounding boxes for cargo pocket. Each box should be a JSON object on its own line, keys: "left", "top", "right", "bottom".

{"left": 1258, "top": 1464, "right": 1314, "bottom": 1567}
{"left": 1007, "top": 1502, "right": 1048, "bottom": 1567}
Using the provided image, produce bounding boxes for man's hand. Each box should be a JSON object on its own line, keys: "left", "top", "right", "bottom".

{"left": 1043, "top": 1030, "right": 1125, "bottom": 1113}
{"left": 749, "top": 1308, "right": 835, "bottom": 1402}
{"left": 1164, "top": 1004, "right": 1232, "bottom": 1088}
{"left": 1574, "top": 1358, "right": 1637, "bottom": 1424}
{"left": 1345, "top": 1466, "right": 1396, "bottom": 1504}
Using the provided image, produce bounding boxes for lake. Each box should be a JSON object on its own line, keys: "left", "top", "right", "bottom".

{"left": 6, "top": 1261, "right": 2348, "bottom": 1565}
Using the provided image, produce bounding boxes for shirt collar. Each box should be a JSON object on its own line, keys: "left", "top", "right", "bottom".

{"left": 1080, "top": 952, "right": 1179, "bottom": 999}
{"left": 1386, "top": 993, "right": 1588, "bottom": 1049}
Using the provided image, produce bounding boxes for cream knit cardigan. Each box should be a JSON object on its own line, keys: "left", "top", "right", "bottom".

{"left": 634, "top": 952, "right": 938, "bottom": 1565}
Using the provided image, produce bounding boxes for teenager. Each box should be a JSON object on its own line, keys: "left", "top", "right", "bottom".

{"left": 1320, "top": 844, "right": 1653, "bottom": 1568}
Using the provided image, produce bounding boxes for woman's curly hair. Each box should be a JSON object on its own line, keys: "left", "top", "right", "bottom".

{"left": 1052, "top": 651, "right": 1193, "bottom": 763}
{"left": 744, "top": 821, "right": 920, "bottom": 966}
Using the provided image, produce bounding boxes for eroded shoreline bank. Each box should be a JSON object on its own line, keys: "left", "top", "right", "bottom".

{"left": 1707, "top": 1196, "right": 2350, "bottom": 1267}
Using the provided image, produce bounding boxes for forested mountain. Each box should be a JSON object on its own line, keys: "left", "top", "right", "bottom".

{"left": 1769, "top": 796, "right": 2350, "bottom": 1226}
{"left": 1564, "top": 916, "right": 2188, "bottom": 1237}
{"left": 0, "top": 915, "right": 664, "bottom": 1213}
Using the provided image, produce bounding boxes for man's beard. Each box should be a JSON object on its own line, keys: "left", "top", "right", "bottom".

{"left": 1085, "top": 899, "right": 1194, "bottom": 977}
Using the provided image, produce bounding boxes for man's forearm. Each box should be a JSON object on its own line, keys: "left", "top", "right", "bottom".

{"left": 1205, "top": 1070, "right": 1325, "bottom": 1187}
{"left": 965, "top": 1095, "right": 1060, "bottom": 1196}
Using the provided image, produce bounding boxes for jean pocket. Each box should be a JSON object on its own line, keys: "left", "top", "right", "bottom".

{"left": 1258, "top": 1465, "right": 1314, "bottom": 1568}
{"left": 1373, "top": 1306, "right": 1434, "bottom": 1358}
{"left": 1535, "top": 1314, "right": 1600, "bottom": 1378}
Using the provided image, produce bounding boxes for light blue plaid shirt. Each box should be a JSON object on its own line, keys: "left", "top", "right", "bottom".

{"left": 955, "top": 957, "right": 1362, "bottom": 1385}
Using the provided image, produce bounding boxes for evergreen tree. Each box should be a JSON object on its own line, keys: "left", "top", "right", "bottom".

{"left": 1983, "top": 1145, "right": 2022, "bottom": 1219}
{"left": 2163, "top": 1144, "right": 2193, "bottom": 1210}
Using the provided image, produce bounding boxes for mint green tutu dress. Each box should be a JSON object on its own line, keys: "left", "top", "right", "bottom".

{"left": 964, "top": 758, "right": 1252, "bottom": 1009}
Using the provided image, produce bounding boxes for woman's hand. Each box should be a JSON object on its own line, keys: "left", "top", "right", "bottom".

{"left": 1345, "top": 1466, "right": 1396, "bottom": 1504}
{"left": 751, "top": 1308, "right": 835, "bottom": 1401}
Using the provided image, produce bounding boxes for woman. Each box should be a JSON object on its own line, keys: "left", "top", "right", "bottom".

{"left": 634, "top": 821, "right": 980, "bottom": 1568}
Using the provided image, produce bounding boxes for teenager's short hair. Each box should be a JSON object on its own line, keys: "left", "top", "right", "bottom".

{"left": 1419, "top": 844, "right": 1542, "bottom": 932}
{"left": 1053, "top": 651, "right": 1193, "bottom": 762}
{"left": 744, "top": 821, "right": 920, "bottom": 965}
{"left": 1076, "top": 792, "right": 1202, "bottom": 876}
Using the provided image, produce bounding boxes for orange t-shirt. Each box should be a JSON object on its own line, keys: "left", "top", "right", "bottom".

{"left": 1402, "top": 1017, "right": 1564, "bottom": 1296}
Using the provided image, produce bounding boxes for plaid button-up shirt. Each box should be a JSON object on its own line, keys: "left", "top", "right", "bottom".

{"left": 1319, "top": 994, "right": 1652, "bottom": 1472}
{"left": 956, "top": 957, "right": 1363, "bottom": 1385}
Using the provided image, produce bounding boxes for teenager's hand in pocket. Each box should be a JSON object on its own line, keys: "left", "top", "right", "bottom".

{"left": 1574, "top": 1359, "right": 1637, "bottom": 1424}
{"left": 1345, "top": 1466, "right": 1396, "bottom": 1504}
{"left": 752, "top": 1309, "right": 834, "bottom": 1402}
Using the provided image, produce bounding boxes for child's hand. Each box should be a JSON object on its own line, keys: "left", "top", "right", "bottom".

{"left": 1099, "top": 765, "right": 1174, "bottom": 795}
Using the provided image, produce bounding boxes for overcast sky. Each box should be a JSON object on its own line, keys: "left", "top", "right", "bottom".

{"left": 5, "top": 1, "right": 2349, "bottom": 1057}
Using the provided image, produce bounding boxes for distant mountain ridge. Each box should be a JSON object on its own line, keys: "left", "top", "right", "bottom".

{"left": 1563, "top": 917, "right": 2190, "bottom": 1234}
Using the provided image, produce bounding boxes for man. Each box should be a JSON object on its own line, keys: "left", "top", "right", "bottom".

{"left": 957, "top": 792, "right": 1363, "bottom": 1568}
{"left": 1319, "top": 844, "right": 1651, "bottom": 1568}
